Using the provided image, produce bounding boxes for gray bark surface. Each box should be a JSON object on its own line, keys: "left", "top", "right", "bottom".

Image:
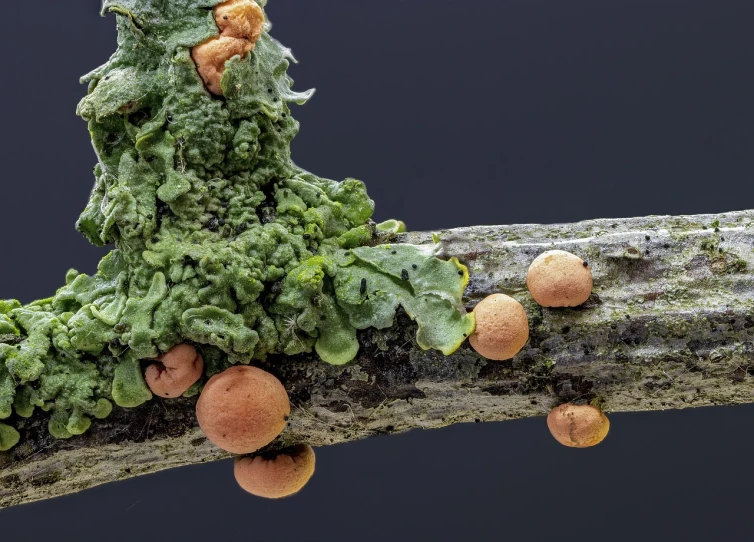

{"left": 3, "top": 209, "right": 754, "bottom": 508}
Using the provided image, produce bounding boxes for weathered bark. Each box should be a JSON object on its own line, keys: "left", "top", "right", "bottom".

{"left": 3, "top": 209, "right": 754, "bottom": 508}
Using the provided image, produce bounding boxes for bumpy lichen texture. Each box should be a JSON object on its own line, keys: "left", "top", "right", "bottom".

{"left": 0, "top": 0, "right": 473, "bottom": 446}
{"left": 469, "top": 293, "right": 529, "bottom": 361}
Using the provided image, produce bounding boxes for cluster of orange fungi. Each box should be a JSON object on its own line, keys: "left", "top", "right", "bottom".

{"left": 138, "top": 248, "right": 605, "bottom": 501}
{"left": 136, "top": 0, "right": 611, "bottom": 504}
{"left": 468, "top": 249, "right": 610, "bottom": 448}
{"left": 144, "top": 345, "right": 314, "bottom": 499}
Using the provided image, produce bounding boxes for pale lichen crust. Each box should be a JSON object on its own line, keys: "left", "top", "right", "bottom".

{"left": 0, "top": 0, "right": 472, "bottom": 447}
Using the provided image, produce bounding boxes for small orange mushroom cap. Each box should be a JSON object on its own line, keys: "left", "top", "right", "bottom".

{"left": 145, "top": 343, "right": 204, "bottom": 398}
{"left": 469, "top": 293, "right": 529, "bottom": 361}
{"left": 546, "top": 403, "right": 610, "bottom": 448}
{"left": 526, "top": 250, "right": 593, "bottom": 307}
{"left": 191, "top": 36, "right": 252, "bottom": 96}
{"left": 234, "top": 444, "right": 316, "bottom": 499}
{"left": 191, "top": 0, "right": 265, "bottom": 95}
{"left": 215, "top": 0, "right": 265, "bottom": 41}
{"left": 196, "top": 365, "right": 290, "bottom": 454}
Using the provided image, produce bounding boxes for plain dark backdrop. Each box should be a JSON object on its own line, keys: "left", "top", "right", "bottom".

{"left": 2, "top": 1, "right": 754, "bottom": 540}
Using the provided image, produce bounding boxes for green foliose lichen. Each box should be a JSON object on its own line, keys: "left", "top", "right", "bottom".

{"left": 0, "top": 423, "right": 20, "bottom": 452}
{"left": 0, "top": 0, "right": 473, "bottom": 448}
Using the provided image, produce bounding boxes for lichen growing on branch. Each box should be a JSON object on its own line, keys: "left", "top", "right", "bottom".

{"left": 0, "top": 0, "right": 473, "bottom": 445}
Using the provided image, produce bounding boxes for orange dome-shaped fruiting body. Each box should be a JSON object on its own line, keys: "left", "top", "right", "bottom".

{"left": 144, "top": 343, "right": 204, "bottom": 398}
{"left": 234, "top": 444, "right": 316, "bottom": 499}
{"left": 191, "top": 0, "right": 265, "bottom": 95}
{"left": 196, "top": 365, "right": 290, "bottom": 454}
{"left": 469, "top": 293, "right": 529, "bottom": 361}
{"left": 526, "top": 250, "right": 593, "bottom": 308}
{"left": 546, "top": 403, "right": 610, "bottom": 448}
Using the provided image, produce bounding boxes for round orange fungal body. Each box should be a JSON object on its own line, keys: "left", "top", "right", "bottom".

{"left": 526, "top": 250, "right": 593, "bottom": 307}
{"left": 546, "top": 403, "right": 610, "bottom": 448}
{"left": 191, "top": 0, "right": 265, "bottom": 96}
{"left": 191, "top": 35, "right": 251, "bottom": 95}
{"left": 215, "top": 0, "right": 265, "bottom": 41}
{"left": 196, "top": 365, "right": 290, "bottom": 454}
{"left": 234, "top": 444, "right": 316, "bottom": 499}
{"left": 145, "top": 343, "right": 204, "bottom": 398}
{"left": 468, "top": 293, "right": 529, "bottom": 361}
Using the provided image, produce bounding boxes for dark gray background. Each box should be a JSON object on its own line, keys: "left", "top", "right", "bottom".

{"left": 2, "top": 0, "right": 754, "bottom": 540}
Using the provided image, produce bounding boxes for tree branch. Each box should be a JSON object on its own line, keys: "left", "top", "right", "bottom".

{"left": 3, "top": 209, "right": 754, "bottom": 508}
